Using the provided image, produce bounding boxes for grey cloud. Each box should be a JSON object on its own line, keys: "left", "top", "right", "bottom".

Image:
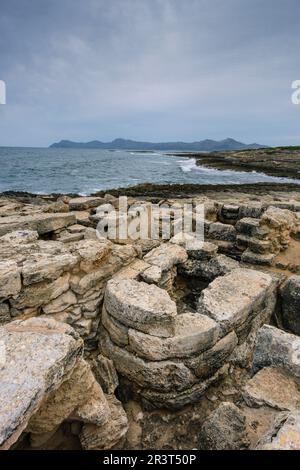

{"left": 0, "top": 0, "right": 299, "bottom": 146}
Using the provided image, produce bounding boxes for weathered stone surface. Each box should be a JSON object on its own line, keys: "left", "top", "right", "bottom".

{"left": 0, "top": 261, "right": 21, "bottom": 298}
{"left": 0, "top": 303, "right": 10, "bottom": 325}
{"left": 198, "top": 268, "right": 274, "bottom": 336}
{"left": 10, "top": 273, "right": 70, "bottom": 309}
{"left": 179, "top": 254, "right": 239, "bottom": 281}
{"left": 127, "top": 312, "right": 219, "bottom": 361}
{"left": 280, "top": 275, "right": 300, "bottom": 335}
{"left": 27, "top": 358, "right": 109, "bottom": 433}
{"left": 42, "top": 290, "right": 77, "bottom": 314}
{"left": 187, "top": 241, "right": 218, "bottom": 260}
{"left": 80, "top": 395, "right": 128, "bottom": 450}
{"left": 242, "top": 367, "right": 300, "bottom": 411}
{"left": 238, "top": 203, "right": 264, "bottom": 219}
{"left": 198, "top": 402, "right": 248, "bottom": 450}
{"left": 0, "top": 212, "right": 76, "bottom": 236}
{"left": 143, "top": 243, "right": 187, "bottom": 271}
{"left": 0, "top": 230, "right": 39, "bottom": 245}
{"left": 101, "top": 306, "right": 128, "bottom": 346}
{"left": 69, "top": 239, "right": 112, "bottom": 273}
{"left": 136, "top": 365, "right": 229, "bottom": 410}
{"left": 236, "top": 217, "right": 263, "bottom": 237}
{"left": 140, "top": 265, "right": 163, "bottom": 284}
{"left": 104, "top": 279, "right": 177, "bottom": 338}
{"left": 208, "top": 222, "right": 236, "bottom": 242}
{"left": 236, "top": 234, "right": 272, "bottom": 254}
{"left": 253, "top": 325, "right": 300, "bottom": 378}
{"left": 113, "top": 259, "right": 150, "bottom": 281}
{"left": 69, "top": 196, "right": 105, "bottom": 211}
{"left": 241, "top": 249, "right": 276, "bottom": 266}
{"left": 256, "top": 412, "right": 300, "bottom": 450}
{"left": 100, "top": 330, "right": 197, "bottom": 392}
{"left": 22, "top": 252, "right": 78, "bottom": 285}
{"left": 261, "top": 206, "right": 297, "bottom": 230}
{"left": 91, "top": 354, "right": 119, "bottom": 394}
{"left": 185, "top": 331, "right": 238, "bottom": 378}
{"left": 0, "top": 317, "right": 83, "bottom": 449}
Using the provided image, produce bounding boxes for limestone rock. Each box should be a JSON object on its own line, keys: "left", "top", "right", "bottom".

{"left": 10, "top": 273, "right": 70, "bottom": 309}
{"left": 127, "top": 312, "right": 219, "bottom": 361}
{"left": 187, "top": 241, "right": 218, "bottom": 260}
{"left": 80, "top": 395, "right": 128, "bottom": 450}
{"left": 208, "top": 222, "right": 236, "bottom": 242}
{"left": 0, "top": 317, "right": 83, "bottom": 449}
{"left": 100, "top": 330, "right": 197, "bottom": 392}
{"left": 242, "top": 367, "right": 300, "bottom": 411}
{"left": 253, "top": 325, "right": 300, "bottom": 378}
{"left": 43, "top": 290, "right": 77, "bottom": 314}
{"left": 0, "top": 212, "right": 76, "bottom": 237}
{"left": 241, "top": 249, "right": 276, "bottom": 266}
{"left": 186, "top": 331, "right": 238, "bottom": 379}
{"left": 101, "top": 306, "right": 128, "bottom": 346}
{"left": 280, "top": 275, "right": 300, "bottom": 335}
{"left": 199, "top": 402, "right": 248, "bottom": 450}
{"left": 27, "top": 358, "right": 109, "bottom": 433}
{"left": 22, "top": 252, "right": 78, "bottom": 285}
{"left": 143, "top": 243, "right": 187, "bottom": 272}
{"left": 104, "top": 279, "right": 177, "bottom": 337}
{"left": 91, "top": 354, "right": 119, "bottom": 394}
{"left": 0, "top": 261, "right": 21, "bottom": 299}
{"left": 136, "top": 365, "right": 229, "bottom": 410}
{"left": 257, "top": 412, "right": 300, "bottom": 450}
{"left": 69, "top": 196, "right": 105, "bottom": 211}
{"left": 198, "top": 268, "right": 274, "bottom": 337}
{"left": 0, "top": 303, "right": 11, "bottom": 325}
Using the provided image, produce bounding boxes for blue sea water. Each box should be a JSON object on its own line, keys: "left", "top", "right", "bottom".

{"left": 0, "top": 147, "right": 298, "bottom": 195}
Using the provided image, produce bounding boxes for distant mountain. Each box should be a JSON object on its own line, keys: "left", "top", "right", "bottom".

{"left": 49, "top": 137, "right": 266, "bottom": 151}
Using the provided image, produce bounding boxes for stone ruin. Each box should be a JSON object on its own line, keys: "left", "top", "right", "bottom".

{"left": 0, "top": 193, "right": 300, "bottom": 449}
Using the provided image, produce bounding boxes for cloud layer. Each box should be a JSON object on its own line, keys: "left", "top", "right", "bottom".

{"left": 0, "top": 0, "right": 299, "bottom": 146}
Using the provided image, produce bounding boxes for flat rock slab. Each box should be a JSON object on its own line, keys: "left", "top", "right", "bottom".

{"left": 0, "top": 317, "right": 83, "bottom": 449}
{"left": 198, "top": 402, "right": 248, "bottom": 450}
{"left": 253, "top": 325, "right": 300, "bottom": 378}
{"left": 243, "top": 367, "right": 300, "bottom": 411}
{"left": 104, "top": 279, "right": 177, "bottom": 337}
{"left": 127, "top": 312, "right": 219, "bottom": 361}
{"left": 143, "top": 243, "right": 187, "bottom": 272}
{"left": 257, "top": 412, "right": 300, "bottom": 450}
{"left": 69, "top": 197, "right": 105, "bottom": 211}
{"left": 0, "top": 212, "right": 76, "bottom": 236}
{"left": 198, "top": 268, "right": 274, "bottom": 336}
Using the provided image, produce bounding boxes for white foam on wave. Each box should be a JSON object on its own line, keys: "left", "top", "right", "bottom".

{"left": 177, "top": 158, "right": 198, "bottom": 173}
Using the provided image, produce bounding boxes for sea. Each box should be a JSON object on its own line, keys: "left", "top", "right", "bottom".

{"left": 0, "top": 147, "right": 298, "bottom": 195}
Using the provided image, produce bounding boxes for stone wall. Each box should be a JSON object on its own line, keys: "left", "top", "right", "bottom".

{"left": 0, "top": 229, "right": 138, "bottom": 348}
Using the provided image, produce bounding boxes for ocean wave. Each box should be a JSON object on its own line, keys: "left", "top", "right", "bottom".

{"left": 177, "top": 158, "right": 198, "bottom": 173}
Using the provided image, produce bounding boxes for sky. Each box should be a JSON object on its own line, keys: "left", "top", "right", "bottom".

{"left": 0, "top": 0, "right": 300, "bottom": 147}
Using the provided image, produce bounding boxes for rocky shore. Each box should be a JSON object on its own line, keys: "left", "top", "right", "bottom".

{"left": 1, "top": 184, "right": 300, "bottom": 450}
{"left": 169, "top": 147, "right": 300, "bottom": 180}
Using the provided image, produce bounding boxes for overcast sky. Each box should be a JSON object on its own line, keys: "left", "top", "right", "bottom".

{"left": 0, "top": 0, "right": 299, "bottom": 147}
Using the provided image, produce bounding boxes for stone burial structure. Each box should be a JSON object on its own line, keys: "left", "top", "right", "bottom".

{"left": 100, "top": 262, "right": 277, "bottom": 409}
{"left": 0, "top": 192, "right": 300, "bottom": 449}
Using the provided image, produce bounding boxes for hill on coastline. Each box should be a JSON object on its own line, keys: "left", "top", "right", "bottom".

{"left": 49, "top": 137, "right": 266, "bottom": 152}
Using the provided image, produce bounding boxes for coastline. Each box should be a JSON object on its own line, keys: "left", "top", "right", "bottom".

{"left": 2, "top": 181, "right": 300, "bottom": 204}
{"left": 168, "top": 147, "right": 300, "bottom": 180}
